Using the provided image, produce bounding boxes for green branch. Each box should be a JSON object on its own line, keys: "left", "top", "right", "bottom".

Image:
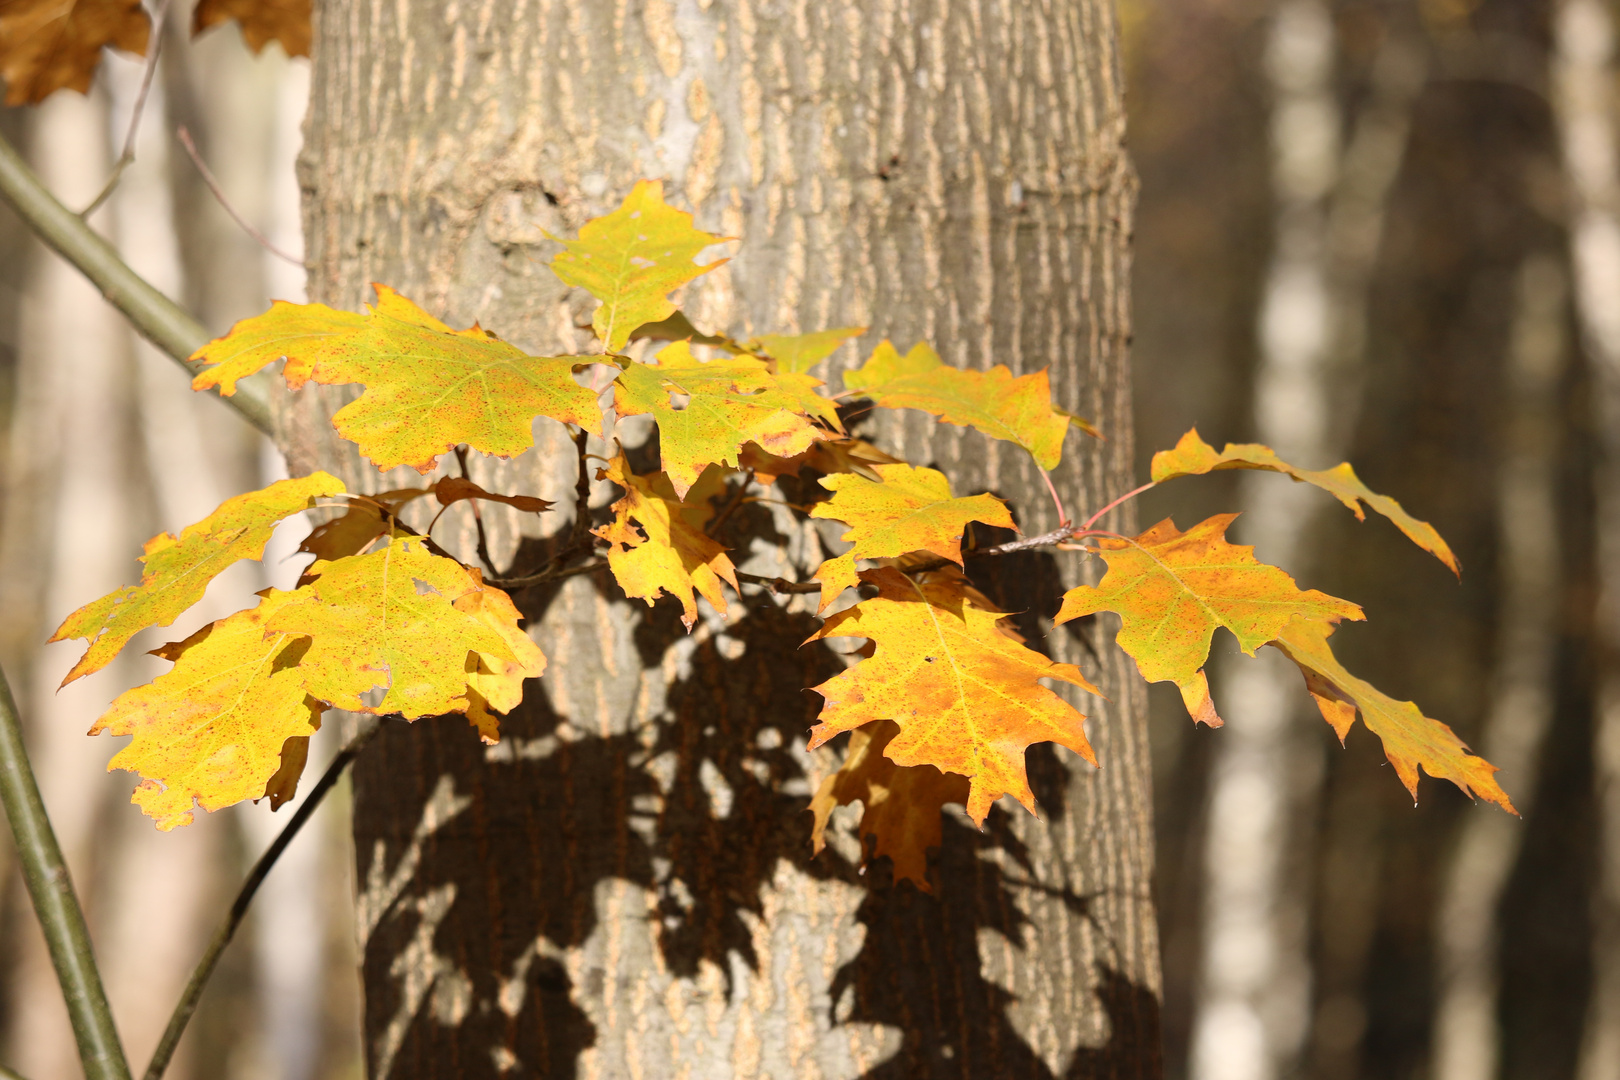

{"left": 0, "top": 130, "right": 273, "bottom": 435}
{"left": 0, "top": 663, "right": 132, "bottom": 1080}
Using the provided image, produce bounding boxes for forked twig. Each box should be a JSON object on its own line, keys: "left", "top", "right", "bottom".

{"left": 141, "top": 721, "right": 383, "bottom": 1080}
{"left": 174, "top": 127, "right": 303, "bottom": 267}
{"left": 81, "top": 0, "right": 172, "bottom": 218}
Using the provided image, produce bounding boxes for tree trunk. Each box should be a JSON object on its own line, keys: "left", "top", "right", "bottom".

{"left": 291, "top": 0, "right": 1155, "bottom": 1075}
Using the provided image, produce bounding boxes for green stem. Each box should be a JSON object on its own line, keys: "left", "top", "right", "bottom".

{"left": 0, "top": 664, "right": 132, "bottom": 1080}
{"left": 0, "top": 130, "right": 273, "bottom": 435}
{"left": 142, "top": 720, "right": 381, "bottom": 1080}
{"left": 0, "top": 1063, "right": 31, "bottom": 1080}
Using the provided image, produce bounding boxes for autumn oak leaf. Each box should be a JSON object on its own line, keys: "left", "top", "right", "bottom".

{"left": 1151, "top": 429, "right": 1459, "bottom": 574}
{"left": 548, "top": 180, "right": 732, "bottom": 353}
{"left": 1054, "top": 514, "right": 1363, "bottom": 726}
{"left": 809, "top": 463, "right": 1014, "bottom": 612}
{"left": 264, "top": 536, "right": 516, "bottom": 718}
{"left": 92, "top": 590, "right": 324, "bottom": 831}
{"left": 50, "top": 473, "right": 345, "bottom": 685}
{"left": 297, "top": 488, "right": 431, "bottom": 565}
{"left": 810, "top": 719, "right": 970, "bottom": 891}
{"left": 0, "top": 0, "right": 148, "bottom": 105}
{"left": 191, "top": 286, "right": 602, "bottom": 473}
{"left": 747, "top": 327, "right": 866, "bottom": 375}
{"left": 432, "top": 476, "right": 552, "bottom": 514}
{"left": 593, "top": 452, "right": 738, "bottom": 630}
{"left": 842, "top": 341, "right": 1071, "bottom": 469}
{"left": 1272, "top": 617, "right": 1513, "bottom": 812}
{"left": 808, "top": 567, "right": 1099, "bottom": 824}
{"left": 614, "top": 341, "right": 840, "bottom": 498}
{"left": 740, "top": 437, "right": 901, "bottom": 487}
{"left": 191, "top": 0, "right": 310, "bottom": 56}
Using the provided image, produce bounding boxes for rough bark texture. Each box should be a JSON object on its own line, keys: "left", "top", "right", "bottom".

{"left": 292, "top": 0, "right": 1155, "bottom": 1075}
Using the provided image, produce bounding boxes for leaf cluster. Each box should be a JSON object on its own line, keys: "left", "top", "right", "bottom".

{"left": 56, "top": 182, "right": 1510, "bottom": 891}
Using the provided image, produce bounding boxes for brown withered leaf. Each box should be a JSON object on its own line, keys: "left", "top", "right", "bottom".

{"left": 0, "top": 0, "right": 149, "bottom": 106}
{"left": 191, "top": 0, "right": 309, "bottom": 56}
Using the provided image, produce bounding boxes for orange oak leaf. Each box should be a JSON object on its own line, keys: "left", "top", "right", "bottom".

{"left": 1272, "top": 617, "right": 1513, "bottom": 812}
{"left": 807, "top": 567, "right": 1100, "bottom": 823}
{"left": 1150, "top": 429, "right": 1459, "bottom": 574}
{"left": 432, "top": 476, "right": 552, "bottom": 514}
{"left": 1053, "top": 515, "right": 1364, "bottom": 726}
{"left": 264, "top": 536, "right": 515, "bottom": 718}
{"left": 739, "top": 437, "right": 901, "bottom": 487}
{"left": 842, "top": 341, "right": 1071, "bottom": 469}
{"left": 297, "top": 488, "right": 431, "bottom": 565}
{"left": 0, "top": 0, "right": 148, "bottom": 105}
{"left": 810, "top": 719, "right": 970, "bottom": 891}
{"left": 191, "top": 286, "right": 602, "bottom": 472}
{"left": 614, "top": 341, "right": 841, "bottom": 498}
{"left": 92, "top": 589, "right": 323, "bottom": 830}
{"left": 50, "top": 473, "right": 345, "bottom": 685}
{"left": 453, "top": 570, "right": 547, "bottom": 744}
{"left": 593, "top": 452, "right": 738, "bottom": 630}
{"left": 548, "top": 180, "right": 732, "bottom": 353}
{"left": 191, "top": 0, "right": 309, "bottom": 56}
{"left": 809, "top": 463, "right": 1014, "bottom": 613}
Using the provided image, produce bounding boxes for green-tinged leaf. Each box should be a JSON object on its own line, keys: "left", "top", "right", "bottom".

{"left": 93, "top": 590, "right": 323, "bottom": 830}
{"left": 264, "top": 536, "right": 515, "bottom": 718}
{"left": 192, "top": 285, "right": 603, "bottom": 472}
{"left": 748, "top": 327, "right": 866, "bottom": 374}
{"left": 50, "top": 473, "right": 345, "bottom": 685}
{"left": 1054, "top": 515, "right": 1364, "bottom": 725}
{"left": 548, "top": 180, "right": 731, "bottom": 352}
{"left": 614, "top": 340, "right": 841, "bottom": 498}
{"left": 809, "top": 463, "right": 1014, "bottom": 613}
{"left": 1150, "top": 429, "right": 1459, "bottom": 574}
{"left": 808, "top": 567, "right": 1099, "bottom": 824}
{"left": 1272, "top": 617, "right": 1513, "bottom": 812}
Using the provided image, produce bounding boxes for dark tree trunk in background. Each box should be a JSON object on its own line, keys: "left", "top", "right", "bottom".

{"left": 286, "top": 0, "right": 1156, "bottom": 1075}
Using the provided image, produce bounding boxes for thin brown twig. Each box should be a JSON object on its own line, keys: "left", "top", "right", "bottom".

{"left": 81, "top": 0, "right": 171, "bottom": 218}
{"left": 734, "top": 571, "right": 823, "bottom": 594}
{"left": 705, "top": 469, "right": 754, "bottom": 538}
{"left": 485, "top": 555, "right": 607, "bottom": 591}
{"left": 566, "top": 427, "right": 594, "bottom": 552}
{"left": 454, "top": 446, "right": 499, "bottom": 577}
{"left": 175, "top": 127, "right": 303, "bottom": 266}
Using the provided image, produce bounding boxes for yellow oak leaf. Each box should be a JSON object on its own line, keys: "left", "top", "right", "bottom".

{"left": 50, "top": 473, "right": 345, "bottom": 685}
{"left": 1272, "top": 617, "right": 1513, "bottom": 812}
{"left": 91, "top": 590, "right": 323, "bottom": 831}
{"left": 593, "top": 452, "right": 738, "bottom": 630}
{"left": 0, "top": 0, "right": 148, "bottom": 105}
{"left": 548, "top": 180, "right": 732, "bottom": 353}
{"left": 809, "top": 463, "right": 1014, "bottom": 613}
{"left": 807, "top": 567, "right": 1100, "bottom": 824}
{"left": 614, "top": 340, "right": 841, "bottom": 498}
{"left": 191, "top": 0, "right": 309, "bottom": 56}
{"left": 740, "top": 437, "right": 902, "bottom": 487}
{"left": 1150, "top": 429, "right": 1460, "bottom": 574}
{"left": 810, "top": 719, "right": 970, "bottom": 891}
{"left": 1054, "top": 515, "right": 1363, "bottom": 726}
{"left": 297, "top": 488, "right": 430, "bottom": 565}
{"left": 842, "top": 341, "right": 1071, "bottom": 470}
{"left": 264, "top": 536, "right": 514, "bottom": 718}
{"left": 746, "top": 327, "right": 866, "bottom": 375}
{"left": 191, "top": 285, "right": 602, "bottom": 472}
{"left": 452, "top": 570, "right": 547, "bottom": 744}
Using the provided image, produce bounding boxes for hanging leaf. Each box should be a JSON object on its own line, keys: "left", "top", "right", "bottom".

{"left": 593, "top": 452, "right": 738, "bottom": 630}
{"left": 0, "top": 0, "right": 148, "bottom": 106}
{"left": 809, "top": 464, "right": 1014, "bottom": 613}
{"left": 51, "top": 473, "right": 345, "bottom": 685}
{"left": 432, "top": 476, "right": 552, "bottom": 514}
{"left": 297, "top": 488, "right": 431, "bottom": 565}
{"left": 1054, "top": 514, "right": 1364, "bottom": 726}
{"left": 264, "top": 536, "right": 516, "bottom": 718}
{"left": 92, "top": 590, "right": 323, "bottom": 831}
{"left": 810, "top": 719, "right": 970, "bottom": 891}
{"left": 842, "top": 341, "right": 1071, "bottom": 469}
{"left": 1272, "top": 617, "right": 1513, "bottom": 812}
{"left": 1150, "top": 429, "right": 1459, "bottom": 574}
{"left": 548, "top": 180, "right": 732, "bottom": 353}
{"left": 191, "top": 286, "right": 602, "bottom": 472}
{"left": 614, "top": 341, "right": 840, "bottom": 498}
{"left": 739, "top": 436, "right": 901, "bottom": 487}
{"left": 452, "top": 569, "right": 547, "bottom": 744}
{"left": 808, "top": 567, "right": 1099, "bottom": 824}
{"left": 191, "top": 0, "right": 310, "bottom": 56}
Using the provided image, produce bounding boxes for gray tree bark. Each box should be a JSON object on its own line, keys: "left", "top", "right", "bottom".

{"left": 290, "top": 0, "right": 1156, "bottom": 1075}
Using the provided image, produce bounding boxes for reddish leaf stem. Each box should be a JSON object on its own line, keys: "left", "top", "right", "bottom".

{"left": 1079, "top": 481, "right": 1155, "bottom": 532}
{"left": 175, "top": 127, "right": 302, "bottom": 267}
